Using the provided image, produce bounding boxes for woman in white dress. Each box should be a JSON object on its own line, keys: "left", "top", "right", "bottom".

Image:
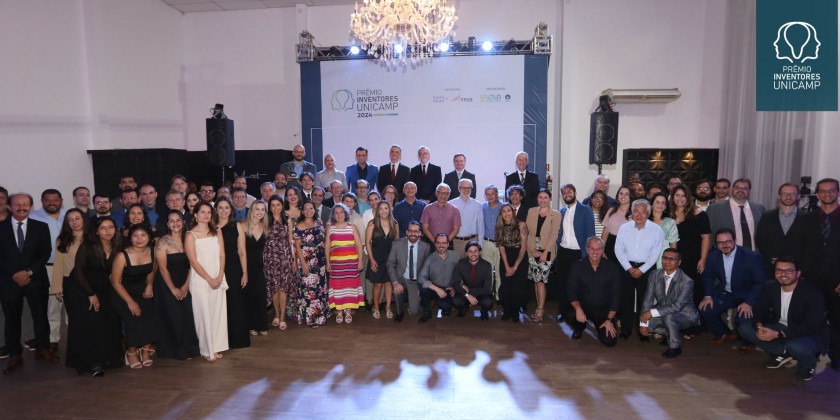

{"left": 185, "top": 201, "right": 229, "bottom": 361}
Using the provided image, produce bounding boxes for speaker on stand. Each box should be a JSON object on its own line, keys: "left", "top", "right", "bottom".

{"left": 206, "top": 104, "right": 235, "bottom": 186}
{"left": 589, "top": 95, "right": 619, "bottom": 174}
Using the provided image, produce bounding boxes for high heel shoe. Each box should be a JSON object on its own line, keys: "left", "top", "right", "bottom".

{"left": 140, "top": 348, "right": 155, "bottom": 367}
{"left": 125, "top": 350, "right": 142, "bottom": 369}
{"left": 344, "top": 309, "right": 353, "bottom": 324}
{"left": 531, "top": 307, "right": 544, "bottom": 323}
{"left": 335, "top": 311, "right": 344, "bottom": 324}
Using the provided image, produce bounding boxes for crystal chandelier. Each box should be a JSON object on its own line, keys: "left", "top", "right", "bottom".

{"left": 350, "top": 0, "right": 458, "bottom": 61}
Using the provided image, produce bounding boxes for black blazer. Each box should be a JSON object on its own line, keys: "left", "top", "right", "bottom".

{"left": 377, "top": 163, "right": 411, "bottom": 201}
{"left": 0, "top": 218, "right": 52, "bottom": 287}
{"left": 504, "top": 170, "right": 541, "bottom": 209}
{"left": 444, "top": 170, "right": 477, "bottom": 200}
{"left": 800, "top": 210, "right": 840, "bottom": 289}
{"left": 702, "top": 246, "right": 767, "bottom": 306}
{"left": 409, "top": 163, "right": 443, "bottom": 202}
{"left": 452, "top": 258, "right": 493, "bottom": 297}
{"left": 753, "top": 280, "right": 828, "bottom": 344}
{"left": 755, "top": 208, "right": 805, "bottom": 268}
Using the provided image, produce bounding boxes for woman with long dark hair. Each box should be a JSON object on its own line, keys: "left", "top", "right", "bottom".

{"left": 649, "top": 192, "right": 679, "bottom": 268}
{"left": 154, "top": 210, "right": 199, "bottom": 360}
{"left": 670, "top": 184, "right": 711, "bottom": 306}
{"left": 284, "top": 186, "right": 303, "bottom": 224}
{"left": 525, "top": 189, "right": 562, "bottom": 322}
{"left": 214, "top": 197, "right": 250, "bottom": 349}
{"left": 264, "top": 195, "right": 296, "bottom": 330}
{"left": 365, "top": 201, "right": 398, "bottom": 319}
{"left": 121, "top": 204, "right": 151, "bottom": 239}
{"left": 588, "top": 190, "right": 609, "bottom": 239}
{"left": 185, "top": 192, "right": 201, "bottom": 215}
{"left": 293, "top": 201, "right": 328, "bottom": 328}
{"left": 601, "top": 186, "right": 632, "bottom": 263}
{"left": 496, "top": 204, "right": 528, "bottom": 323}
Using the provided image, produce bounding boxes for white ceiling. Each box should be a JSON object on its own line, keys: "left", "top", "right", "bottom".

{"left": 161, "top": 0, "right": 357, "bottom": 14}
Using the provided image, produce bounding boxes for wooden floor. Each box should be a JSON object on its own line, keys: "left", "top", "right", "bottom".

{"left": 2, "top": 307, "right": 839, "bottom": 419}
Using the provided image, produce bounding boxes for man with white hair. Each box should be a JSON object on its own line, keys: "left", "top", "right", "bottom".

{"left": 409, "top": 146, "right": 442, "bottom": 203}
{"left": 504, "top": 151, "right": 540, "bottom": 210}
{"left": 582, "top": 174, "right": 617, "bottom": 207}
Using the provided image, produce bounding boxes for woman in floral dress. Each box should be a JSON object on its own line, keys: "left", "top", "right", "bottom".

{"left": 293, "top": 202, "right": 327, "bottom": 328}
{"left": 264, "top": 195, "right": 296, "bottom": 331}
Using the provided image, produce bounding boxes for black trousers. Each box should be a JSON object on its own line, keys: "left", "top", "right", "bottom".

{"left": 565, "top": 306, "right": 617, "bottom": 347}
{"left": 420, "top": 287, "right": 455, "bottom": 314}
{"left": 818, "top": 280, "right": 840, "bottom": 361}
{"left": 0, "top": 277, "right": 50, "bottom": 356}
{"left": 618, "top": 263, "right": 651, "bottom": 336}
{"left": 552, "top": 247, "right": 581, "bottom": 315}
{"left": 452, "top": 293, "right": 494, "bottom": 311}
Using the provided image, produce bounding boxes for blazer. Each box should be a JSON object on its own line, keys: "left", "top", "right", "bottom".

{"left": 452, "top": 258, "right": 493, "bottom": 297}
{"left": 753, "top": 279, "right": 828, "bottom": 345}
{"left": 315, "top": 205, "right": 331, "bottom": 226}
{"left": 557, "top": 201, "right": 596, "bottom": 257}
{"left": 386, "top": 237, "right": 431, "bottom": 282}
{"left": 0, "top": 218, "right": 52, "bottom": 287}
{"left": 525, "top": 207, "right": 562, "bottom": 258}
{"left": 505, "top": 170, "right": 541, "bottom": 209}
{"left": 702, "top": 246, "right": 767, "bottom": 306}
{"left": 279, "top": 160, "right": 317, "bottom": 189}
{"left": 706, "top": 200, "right": 766, "bottom": 246}
{"left": 642, "top": 268, "right": 700, "bottom": 324}
{"left": 377, "top": 162, "right": 411, "bottom": 200}
{"left": 800, "top": 209, "right": 840, "bottom": 288}
{"left": 345, "top": 163, "right": 379, "bottom": 193}
{"left": 444, "top": 170, "right": 477, "bottom": 200}
{"left": 409, "top": 163, "right": 443, "bottom": 202}
{"left": 754, "top": 208, "right": 805, "bottom": 268}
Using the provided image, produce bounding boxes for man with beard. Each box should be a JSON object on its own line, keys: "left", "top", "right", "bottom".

{"left": 714, "top": 178, "right": 731, "bottom": 201}
{"left": 693, "top": 179, "right": 714, "bottom": 211}
{"left": 452, "top": 241, "right": 494, "bottom": 320}
{"left": 552, "top": 184, "right": 595, "bottom": 322}
{"left": 91, "top": 194, "right": 112, "bottom": 221}
{"left": 755, "top": 183, "right": 805, "bottom": 272}
{"left": 198, "top": 181, "right": 216, "bottom": 205}
{"left": 409, "top": 146, "right": 443, "bottom": 203}
{"left": 346, "top": 147, "right": 379, "bottom": 195}
{"left": 444, "top": 154, "right": 476, "bottom": 200}
{"left": 667, "top": 176, "right": 682, "bottom": 195}
{"left": 800, "top": 178, "right": 840, "bottom": 371}
{"left": 707, "top": 178, "right": 765, "bottom": 251}
{"left": 110, "top": 175, "right": 137, "bottom": 214}
{"left": 279, "top": 144, "right": 317, "bottom": 189}
{"left": 111, "top": 188, "right": 138, "bottom": 229}
{"left": 29, "top": 189, "right": 67, "bottom": 352}
{"left": 387, "top": 222, "right": 430, "bottom": 322}
{"left": 72, "top": 186, "right": 94, "bottom": 217}
{"left": 629, "top": 182, "right": 646, "bottom": 201}
{"left": 273, "top": 171, "right": 288, "bottom": 199}
{"left": 417, "top": 234, "right": 459, "bottom": 322}
{"left": 139, "top": 184, "right": 162, "bottom": 226}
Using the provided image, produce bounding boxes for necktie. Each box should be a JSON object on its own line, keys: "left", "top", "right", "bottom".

{"left": 391, "top": 164, "right": 396, "bottom": 180}
{"left": 423, "top": 164, "right": 427, "bottom": 176}
{"left": 822, "top": 215, "right": 832, "bottom": 243}
{"left": 408, "top": 245, "right": 415, "bottom": 280}
{"left": 16, "top": 222, "right": 24, "bottom": 252}
{"left": 470, "top": 264, "right": 476, "bottom": 285}
{"left": 739, "top": 205, "right": 752, "bottom": 251}
{"left": 457, "top": 172, "right": 462, "bottom": 180}
{"left": 520, "top": 172, "right": 525, "bottom": 183}
{"left": 315, "top": 208, "right": 320, "bottom": 220}
{"left": 664, "top": 275, "right": 672, "bottom": 297}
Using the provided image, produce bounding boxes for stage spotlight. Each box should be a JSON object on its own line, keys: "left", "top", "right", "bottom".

{"left": 481, "top": 41, "right": 493, "bottom": 51}
{"left": 439, "top": 41, "right": 450, "bottom": 52}
{"left": 394, "top": 43, "right": 404, "bottom": 54}
{"left": 349, "top": 46, "right": 360, "bottom": 55}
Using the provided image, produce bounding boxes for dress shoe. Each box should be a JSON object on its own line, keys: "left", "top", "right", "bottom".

{"left": 442, "top": 310, "right": 452, "bottom": 317}
{"left": 638, "top": 334, "right": 650, "bottom": 343}
{"left": 418, "top": 312, "right": 432, "bottom": 323}
{"left": 555, "top": 314, "right": 564, "bottom": 323}
{"left": 571, "top": 330, "right": 584, "bottom": 340}
{"left": 456, "top": 308, "right": 467, "bottom": 318}
{"left": 480, "top": 310, "right": 489, "bottom": 321}
{"left": 50, "top": 342, "right": 59, "bottom": 352}
{"left": 619, "top": 332, "right": 632, "bottom": 341}
{"left": 738, "top": 343, "right": 756, "bottom": 355}
{"left": 662, "top": 348, "right": 682, "bottom": 358}
{"left": 501, "top": 313, "right": 512, "bottom": 321}
{"left": 831, "top": 359, "right": 840, "bottom": 371}
{"left": 511, "top": 315, "right": 520, "bottom": 323}
{"left": 710, "top": 332, "right": 738, "bottom": 344}
{"left": 24, "top": 338, "right": 37, "bottom": 351}
{"left": 393, "top": 312, "right": 404, "bottom": 323}
{"left": 3, "top": 356, "right": 23, "bottom": 375}
{"left": 35, "top": 349, "right": 60, "bottom": 363}
{"left": 0, "top": 345, "right": 8, "bottom": 359}
{"left": 364, "top": 302, "right": 373, "bottom": 313}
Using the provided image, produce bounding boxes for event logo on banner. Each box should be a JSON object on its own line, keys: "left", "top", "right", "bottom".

{"left": 330, "top": 88, "right": 399, "bottom": 118}
{"left": 756, "top": 0, "right": 837, "bottom": 111}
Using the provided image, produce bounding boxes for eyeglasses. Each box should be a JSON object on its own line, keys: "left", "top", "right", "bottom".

{"left": 199, "top": 189, "right": 214, "bottom": 194}
{"left": 661, "top": 256, "right": 680, "bottom": 262}
{"left": 94, "top": 201, "right": 109, "bottom": 205}
{"left": 774, "top": 268, "right": 796, "bottom": 275}
{"left": 779, "top": 192, "right": 798, "bottom": 197}
{"left": 696, "top": 187, "right": 710, "bottom": 192}
{"left": 716, "top": 240, "right": 734, "bottom": 246}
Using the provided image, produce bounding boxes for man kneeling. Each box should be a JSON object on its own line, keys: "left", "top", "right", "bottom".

{"left": 566, "top": 237, "right": 621, "bottom": 346}
{"left": 639, "top": 248, "right": 700, "bottom": 358}
{"left": 737, "top": 256, "right": 828, "bottom": 381}
{"left": 452, "top": 241, "right": 494, "bottom": 320}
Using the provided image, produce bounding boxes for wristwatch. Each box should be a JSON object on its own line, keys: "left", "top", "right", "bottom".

{"left": 607, "top": 317, "right": 616, "bottom": 324}
{"left": 26, "top": 269, "right": 33, "bottom": 277}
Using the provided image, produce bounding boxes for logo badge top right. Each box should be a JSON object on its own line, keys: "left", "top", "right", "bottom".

{"left": 774, "top": 21, "right": 820, "bottom": 63}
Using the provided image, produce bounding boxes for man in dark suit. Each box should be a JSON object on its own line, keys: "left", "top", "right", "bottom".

{"left": 310, "top": 187, "right": 331, "bottom": 226}
{"left": 800, "top": 177, "right": 840, "bottom": 371}
{"left": 387, "top": 221, "right": 430, "bottom": 322}
{"left": 409, "top": 146, "right": 443, "bottom": 203}
{"left": 640, "top": 248, "right": 700, "bottom": 358}
{"left": 345, "top": 147, "right": 379, "bottom": 194}
{"left": 504, "top": 151, "right": 540, "bottom": 210}
{"left": 0, "top": 193, "right": 60, "bottom": 374}
{"left": 279, "top": 144, "right": 317, "bottom": 189}
{"left": 738, "top": 256, "right": 828, "bottom": 381}
{"left": 451, "top": 241, "right": 494, "bottom": 320}
{"left": 443, "top": 153, "right": 476, "bottom": 200}
{"left": 566, "top": 237, "right": 621, "bottom": 347}
{"left": 377, "top": 144, "right": 411, "bottom": 201}
{"left": 553, "top": 183, "right": 596, "bottom": 322}
{"left": 755, "top": 183, "right": 805, "bottom": 271}
{"left": 706, "top": 178, "right": 766, "bottom": 251}
{"left": 155, "top": 190, "right": 193, "bottom": 236}
{"left": 699, "top": 228, "right": 767, "bottom": 344}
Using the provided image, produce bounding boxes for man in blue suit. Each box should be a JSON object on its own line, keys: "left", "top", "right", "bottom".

{"left": 553, "top": 184, "right": 595, "bottom": 322}
{"left": 345, "top": 146, "right": 379, "bottom": 194}
{"left": 699, "top": 227, "right": 767, "bottom": 343}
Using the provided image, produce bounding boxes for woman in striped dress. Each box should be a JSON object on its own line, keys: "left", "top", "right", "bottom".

{"left": 324, "top": 203, "right": 365, "bottom": 324}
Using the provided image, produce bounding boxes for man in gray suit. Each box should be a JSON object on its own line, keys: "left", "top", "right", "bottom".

{"left": 310, "top": 187, "right": 331, "bottom": 226}
{"left": 706, "top": 178, "right": 765, "bottom": 251}
{"left": 640, "top": 248, "right": 700, "bottom": 358}
{"left": 387, "top": 221, "right": 430, "bottom": 322}
{"left": 279, "top": 144, "right": 317, "bottom": 189}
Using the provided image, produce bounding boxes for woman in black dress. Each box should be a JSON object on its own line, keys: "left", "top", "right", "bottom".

{"left": 213, "top": 197, "right": 250, "bottom": 349}
{"left": 244, "top": 201, "right": 269, "bottom": 335}
{"left": 121, "top": 204, "right": 151, "bottom": 239}
{"left": 111, "top": 224, "right": 158, "bottom": 368}
{"left": 365, "top": 202, "right": 398, "bottom": 319}
{"left": 497, "top": 204, "right": 528, "bottom": 323}
{"left": 65, "top": 217, "right": 124, "bottom": 376}
{"left": 670, "top": 185, "right": 711, "bottom": 304}
{"left": 154, "top": 210, "right": 199, "bottom": 359}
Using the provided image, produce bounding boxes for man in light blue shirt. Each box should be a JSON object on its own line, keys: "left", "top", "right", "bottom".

{"left": 29, "top": 188, "right": 67, "bottom": 349}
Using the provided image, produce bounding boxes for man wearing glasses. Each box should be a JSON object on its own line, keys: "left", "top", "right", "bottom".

{"left": 693, "top": 179, "right": 714, "bottom": 212}
{"left": 699, "top": 228, "right": 767, "bottom": 345}
{"left": 706, "top": 178, "right": 766, "bottom": 251}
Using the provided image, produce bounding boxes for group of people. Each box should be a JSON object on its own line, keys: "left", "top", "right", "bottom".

{"left": 0, "top": 144, "right": 838, "bottom": 384}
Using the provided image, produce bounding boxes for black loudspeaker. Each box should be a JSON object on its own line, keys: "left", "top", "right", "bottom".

{"left": 206, "top": 118, "right": 235, "bottom": 167}
{"left": 589, "top": 112, "right": 619, "bottom": 165}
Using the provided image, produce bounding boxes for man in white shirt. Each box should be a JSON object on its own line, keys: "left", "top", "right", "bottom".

{"left": 449, "top": 179, "right": 484, "bottom": 258}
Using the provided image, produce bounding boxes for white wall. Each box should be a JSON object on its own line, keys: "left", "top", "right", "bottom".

{"left": 0, "top": 0, "right": 182, "bottom": 201}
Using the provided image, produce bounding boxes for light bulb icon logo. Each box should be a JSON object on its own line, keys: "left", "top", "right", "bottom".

{"left": 774, "top": 21, "right": 821, "bottom": 63}
{"left": 331, "top": 89, "right": 355, "bottom": 111}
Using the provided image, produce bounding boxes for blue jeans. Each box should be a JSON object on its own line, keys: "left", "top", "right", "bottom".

{"left": 738, "top": 322, "right": 822, "bottom": 372}
{"left": 700, "top": 292, "right": 751, "bottom": 339}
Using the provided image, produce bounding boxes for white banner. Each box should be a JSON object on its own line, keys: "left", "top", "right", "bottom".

{"left": 319, "top": 55, "right": 526, "bottom": 195}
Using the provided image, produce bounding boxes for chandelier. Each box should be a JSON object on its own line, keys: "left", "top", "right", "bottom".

{"left": 350, "top": 0, "right": 458, "bottom": 61}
